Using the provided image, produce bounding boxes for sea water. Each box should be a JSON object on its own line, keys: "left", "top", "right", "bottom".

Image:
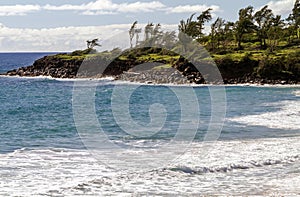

{"left": 0, "top": 53, "right": 299, "bottom": 196}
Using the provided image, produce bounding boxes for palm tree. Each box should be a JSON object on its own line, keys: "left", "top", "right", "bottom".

{"left": 254, "top": 5, "right": 274, "bottom": 49}
{"left": 86, "top": 38, "right": 101, "bottom": 49}
{"left": 288, "top": 0, "right": 300, "bottom": 39}
{"left": 129, "top": 21, "right": 138, "bottom": 48}
{"left": 267, "top": 15, "right": 285, "bottom": 52}
{"left": 197, "top": 8, "right": 212, "bottom": 39}
{"left": 134, "top": 28, "right": 142, "bottom": 46}
{"left": 144, "top": 22, "right": 154, "bottom": 41}
{"left": 210, "top": 17, "right": 225, "bottom": 51}
{"left": 178, "top": 9, "right": 213, "bottom": 40}
{"left": 178, "top": 13, "right": 195, "bottom": 32}
{"left": 152, "top": 23, "right": 163, "bottom": 44}
{"left": 222, "top": 21, "right": 235, "bottom": 49}
{"left": 161, "top": 31, "right": 177, "bottom": 48}
{"left": 153, "top": 23, "right": 162, "bottom": 37}
{"left": 235, "top": 6, "right": 255, "bottom": 50}
{"left": 178, "top": 13, "right": 199, "bottom": 38}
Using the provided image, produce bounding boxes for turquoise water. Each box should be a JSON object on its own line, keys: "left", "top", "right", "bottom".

{"left": 0, "top": 53, "right": 300, "bottom": 196}
{"left": 1, "top": 74, "right": 299, "bottom": 153}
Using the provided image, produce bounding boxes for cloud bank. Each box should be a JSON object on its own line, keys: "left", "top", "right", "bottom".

{"left": 0, "top": 0, "right": 294, "bottom": 17}
{"left": 167, "top": 5, "right": 220, "bottom": 14}
{"left": 44, "top": 0, "right": 166, "bottom": 14}
{"left": 0, "top": 0, "right": 220, "bottom": 16}
{"left": 0, "top": 23, "right": 177, "bottom": 52}
{"left": 0, "top": 24, "right": 126, "bottom": 52}
{"left": 266, "top": 0, "right": 295, "bottom": 16}
{"left": 0, "top": 4, "right": 40, "bottom": 16}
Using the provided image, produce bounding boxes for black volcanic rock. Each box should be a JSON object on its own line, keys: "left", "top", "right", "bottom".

{"left": 5, "top": 54, "right": 82, "bottom": 78}
{"left": 2, "top": 49, "right": 300, "bottom": 85}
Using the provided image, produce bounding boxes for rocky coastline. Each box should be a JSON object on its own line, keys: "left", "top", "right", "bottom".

{"left": 2, "top": 51, "right": 300, "bottom": 85}
{"left": 5, "top": 54, "right": 82, "bottom": 78}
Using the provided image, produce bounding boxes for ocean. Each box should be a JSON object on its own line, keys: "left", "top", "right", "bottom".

{"left": 0, "top": 53, "right": 299, "bottom": 196}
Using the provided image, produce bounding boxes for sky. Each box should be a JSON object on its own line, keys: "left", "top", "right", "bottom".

{"left": 0, "top": 0, "right": 296, "bottom": 52}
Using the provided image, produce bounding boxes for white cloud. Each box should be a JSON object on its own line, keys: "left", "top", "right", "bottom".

{"left": 117, "top": 1, "right": 166, "bottom": 13}
{"left": 81, "top": 10, "right": 117, "bottom": 15}
{"left": 0, "top": 23, "right": 178, "bottom": 52}
{"left": 266, "top": 0, "right": 294, "bottom": 16}
{"left": 44, "top": 0, "right": 116, "bottom": 11}
{"left": 0, "top": 1, "right": 222, "bottom": 16}
{"left": 0, "top": 4, "right": 40, "bottom": 16}
{"left": 0, "top": 24, "right": 128, "bottom": 52}
{"left": 167, "top": 4, "right": 221, "bottom": 14}
{"left": 44, "top": 0, "right": 166, "bottom": 15}
{"left": 43, "top": 0, "right": 219, "bottom": 15}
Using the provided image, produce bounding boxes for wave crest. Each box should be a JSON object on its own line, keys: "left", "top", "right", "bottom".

{"left": 168, "top": 155, "right": 299, "bottom": 174}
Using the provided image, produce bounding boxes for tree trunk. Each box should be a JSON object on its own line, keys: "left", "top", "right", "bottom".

{"left": 263, "top": 38, "right": 267, "bottom": 50}
{"left": 237, "top": 33, "right": 243, "bottom": 50}
{"left": 259, "top": 39, "right": 263, "bottom": 49}
{"left": 238, "top": 39, "right": 242, "bottom": 50}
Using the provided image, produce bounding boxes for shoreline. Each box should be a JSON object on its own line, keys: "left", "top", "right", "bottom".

{"left": 1, "top": 74, "right": 300, "bottom": 87}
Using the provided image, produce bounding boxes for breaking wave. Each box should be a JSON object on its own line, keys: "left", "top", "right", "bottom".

{"left": 168, "top": 155, "right": 300, "bottom": 174}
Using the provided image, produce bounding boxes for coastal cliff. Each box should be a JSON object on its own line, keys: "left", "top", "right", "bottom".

{"left": 3, "top": 48, "right": 300, "bottom": 85}
{"left": 6, "top": 54, "right": 82, "bottom": 78}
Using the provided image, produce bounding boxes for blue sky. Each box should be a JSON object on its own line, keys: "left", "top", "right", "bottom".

{"left": 0, "top": 0, "right": 296, "bottom": 51}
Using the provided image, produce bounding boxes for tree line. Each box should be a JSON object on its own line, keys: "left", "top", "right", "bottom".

{"left": 129, "top": 0, "right": 300, "bottom": 53}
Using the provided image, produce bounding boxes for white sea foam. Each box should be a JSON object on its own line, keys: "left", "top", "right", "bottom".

{"left": 229, "top": 100, "right": 300, "bottom": 130}
{"left": 0, "top": 75, "right": 115, "bottom": 82}
{"left": 293, "top": 90, "right": 300, "bottom": 97}
{"left": 108, "top": 80, "right": 300, "bottom": 88}
{"left": 226, "top": 84, "right": 300, "bottom": 87}
{"left": 0, "top": 148, "right": 117, "bottom": 196}
{"left": 2, "top": 74, "right": 300, "bottom": 87}
{"left": 0, "top": 75, "right": 54, "bottom": 80}
{"left": 55, "top": 76, "right": 115, "bottom": 82}
{"left": 107, "top": 80, "right": 228, "bottom": 88}
{"left": 1, "top": 136, "right": 300, "bottom": 196}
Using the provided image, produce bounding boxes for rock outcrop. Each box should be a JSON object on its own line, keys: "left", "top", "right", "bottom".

{"left": 2, "top": 50, "right": 300, "bottom": 85}
{"left": 6, "top": 54, "right": 82, "bottom": 78}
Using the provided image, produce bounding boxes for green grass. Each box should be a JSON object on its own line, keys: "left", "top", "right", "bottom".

{"left": 53, "top": 50, "right": 115, "bottom": 61}
{"left": 118, "top": 56, "right": 129, "bottom": 61}
{"left": 152, "top": 64, "right": 172, "bottom": 70}
{"left": 212, "top": 47, "right": 300, "bottom": 62}
{"left": 55, "top": 54, "right": 85, "bottom": 61}
{"left": 137, "top": 53, "right": 180, "bottom": 62}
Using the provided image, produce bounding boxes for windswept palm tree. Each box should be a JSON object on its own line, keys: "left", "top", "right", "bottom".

{"left": 235, "top": 6, "right": 255, "bottom": 50}
{"left": 134, "top": 28, "right": 142, "bottom": 46}
{"left": 178, "top": 9, "right": 212, "bottom": 40}
{"left": 86, "top": 38, "right": 101, "bottom": 49}
{"left": 197, "top": 8, "right": 213, "bottom": 37}
{"left": 178, "top": 13, "right": 196, "bottom": 34}
{"left": 144, "top": 22, "right": 154, "bottom": 41}
{"left": 129, "top": 21, "right": 138, "bottom": 48}
{"left": 211, "top": 17, "right": 225, "bottom": 51}
{"left": 288, "top": 0, "right": 300, "bottom": 39}
{"left": 143, "top": 23, "right": 163, "bottom": 46}
{"left": 153, "top": 23, "right": 162, "bottom": 37}
{"left": 267, "top": 15, "right": 285, "bottom": 52}
{"left": 161, "top": 31, "right": 177, "bottom": 48}
{"left": 254, "top": 5, "right": 274, "bottom": 49}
